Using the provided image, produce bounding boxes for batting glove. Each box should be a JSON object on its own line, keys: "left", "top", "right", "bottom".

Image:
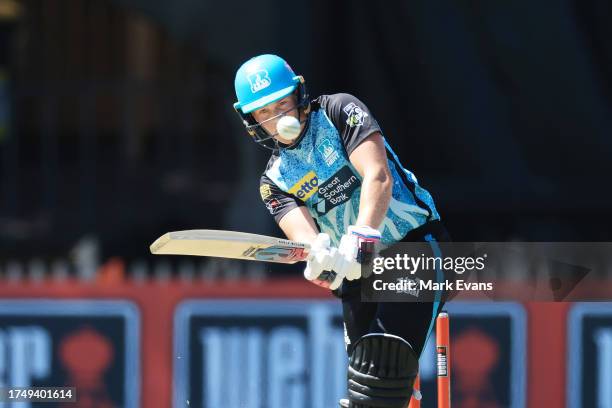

{"left": 337, "top": 225, "right": 382, "bottom": 281}
{"left": 303, "top": 233, "right": 344, "bottom": 290}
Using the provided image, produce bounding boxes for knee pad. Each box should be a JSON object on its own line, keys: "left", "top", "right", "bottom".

{"left": 347, "top": 333, "right": 418, "bottom": 408}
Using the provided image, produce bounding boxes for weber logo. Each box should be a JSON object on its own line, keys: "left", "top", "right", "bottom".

{"left": 174, "top": 300, "right": 347, "bottom": 408}
{"left": 437, "top": 346, "right": 448, "bottom": 377}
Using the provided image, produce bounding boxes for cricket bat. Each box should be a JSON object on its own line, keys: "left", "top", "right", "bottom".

{"left": 149, "top": 230, "right": 311, "bottom": 264}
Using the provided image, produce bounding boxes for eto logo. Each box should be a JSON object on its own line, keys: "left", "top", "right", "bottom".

{"left": 289, "top": 171, "right": 318, "bottom": 201}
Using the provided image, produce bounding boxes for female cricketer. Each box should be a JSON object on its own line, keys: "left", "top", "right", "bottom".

{"left": 233, "top": 54, "right": 450, "bottom": 408}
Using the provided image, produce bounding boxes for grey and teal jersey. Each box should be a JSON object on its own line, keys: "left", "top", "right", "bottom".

{"left": 259, "top": 93, "right": 440, "bottom": 246}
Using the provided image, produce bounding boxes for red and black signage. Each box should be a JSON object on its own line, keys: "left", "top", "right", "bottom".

{"left": 0, "top": 300, "right": 140, "bottom": 408}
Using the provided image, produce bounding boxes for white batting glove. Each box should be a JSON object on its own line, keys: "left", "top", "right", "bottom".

{"left": 337, "top": 225, "right": 382, "bottom": 281}
{"left": 303, "top": 233, "right": 344, "bottom": 290}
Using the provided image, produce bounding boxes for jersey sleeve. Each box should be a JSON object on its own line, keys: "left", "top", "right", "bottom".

{"left": 260, "top": 174, "right": 303, "bottom": 224}
{"left": 321, "top": 93, "right": 382, "bottom": 155}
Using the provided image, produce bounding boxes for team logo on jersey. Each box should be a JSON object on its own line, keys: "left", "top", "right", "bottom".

{"left": 247, "top": 69, "right": 271, "bottom": 93}
{"left": 288, "top": 171, "right": 318, "bottom": 201}
{"left": 260, "top": 184, "right": 272, "bottom": 200}
{"left": 343, "top": 102, "right": 368, "bottom": 127}
{"left": 317, "top": 139, "right": 340, "bottom": 166}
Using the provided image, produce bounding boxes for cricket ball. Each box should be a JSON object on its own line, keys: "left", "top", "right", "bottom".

{"left": 276, "top": 115, "right": 301, "bottom": 140}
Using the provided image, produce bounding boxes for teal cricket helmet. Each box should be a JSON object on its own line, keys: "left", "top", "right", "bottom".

{"left": 233, "top": 54, "right": 310, "bottom": 150}
{"left": 234, "top": 54, "right": 301, "bottom": 114}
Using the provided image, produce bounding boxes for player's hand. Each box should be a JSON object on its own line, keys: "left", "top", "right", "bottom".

{"left": 337, "top": 225, "right": 381, "bottom": 281}
{"left": 303, "top": 233, "right": 344, "bottom": 290}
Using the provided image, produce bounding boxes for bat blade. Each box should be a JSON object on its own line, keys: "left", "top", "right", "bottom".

{"left": 149, "top": 229, "right": 311, "bottom": 264}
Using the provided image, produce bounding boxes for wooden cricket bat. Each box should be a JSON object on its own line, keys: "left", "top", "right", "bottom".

{"left": 149, "top": 230, "right": 311, "bottom": 264}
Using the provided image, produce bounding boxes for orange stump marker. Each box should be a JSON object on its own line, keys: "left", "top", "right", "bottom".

{"left": 407, "top": 375, "right": 421, "bottom": 408}
{"left": 436, "top": 311, "right": 451, "bottom": 408}
{"left": 408, "top": 312, "right": 451, "bottom": 408}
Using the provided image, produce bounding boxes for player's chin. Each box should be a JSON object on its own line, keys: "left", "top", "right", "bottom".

{"left": 274, "top": 136, "right": 297, "bottom": 146}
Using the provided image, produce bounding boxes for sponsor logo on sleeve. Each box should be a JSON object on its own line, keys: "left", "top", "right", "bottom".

{"left": 343, "top": 102, "right": 368, "bottom": 127}
{"left": 288, "top": 171, "right": 319, "bottom": 201}
{"left": 260, "top": 184, "right": 272, "bottom": 200}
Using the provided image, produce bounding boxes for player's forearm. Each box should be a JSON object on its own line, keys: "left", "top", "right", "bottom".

{"left": 278, "top": 206, "right": 320, "bottom": 244}
{"left": 355, "top": 168, "right": 392, "bottom": 229}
